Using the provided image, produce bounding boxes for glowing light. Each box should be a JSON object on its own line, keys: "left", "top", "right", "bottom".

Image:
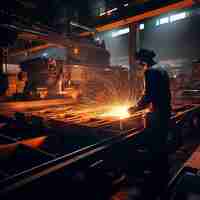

{"left": 21, "top": 136, "right": 47, "bottom": 148}
{"left": 42, "top": 52, "right": 48, "bottom": 57}
{"left": 95, "top": 37, "right": 100, "bottom": 41}
{"left": 107, "top": 8, "right": 118, "bottom": 14}
{"left": 99, "top": 8, "right": 118, "bottom": 16}
{"left": 100, "top": 105, "right": 130, "bottom": 119}
{"left": 124, "top": 3, "right": 129, "bottom": 7}
{"left": 139, "top": 23, "right": 144, "bottom": 30}
{"left": 112, "top": 27, "right": 129, "bottom": 37}
{"left": 156, "top": 20, "right": 160, "bottom": 26}
{"left": 100, "top": 12, "right": 106, "bottom": 16}
{"left": 170, "top": 12, "right": 186, "bottom": 22}
{"left": 73, "top": 48, "right": 79, "bottom": 55}
{"left": 104, "top": 68, "right": 111, "bottom": 71}
{"left": 156, "top": 12, "right": 187, "bottom": 27}
{"left": 160, "top": 17, "right": 169, "bottom": 25}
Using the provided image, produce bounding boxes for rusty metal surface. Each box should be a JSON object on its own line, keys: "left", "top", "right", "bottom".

{"left": 0, "top": 100, "right": 199, "bottom": 198}
{"left": 0, "top": 99, "right": 76, "bottom": 116}
{"left": 0, "top": 99, "right": 198, "bottom": 132}
{"left": 0, "top": 99, "right": 141, "bottom": 129}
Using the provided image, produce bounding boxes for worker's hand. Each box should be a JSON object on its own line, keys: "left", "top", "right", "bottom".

{"left": 128, "top": 106, "right": 138, "bottom": 115}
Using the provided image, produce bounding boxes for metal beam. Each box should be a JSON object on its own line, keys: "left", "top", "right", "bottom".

{"left": 10, "top": 43, "right": 59, "bottom": 57}
{"left": 70, "top": 21, "right": 96, "bottom": 33}
{"left": 2, "top": 24, "right": 106, "bottom": 53}
{"left": 80, "top": 0, "right": 194, "bottom": 36}
{"left": 128, "top": 23, "right": 138, "bottom": 101}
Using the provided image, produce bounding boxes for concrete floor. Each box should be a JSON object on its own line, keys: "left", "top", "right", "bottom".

{"left": 111, "top": 135, "right": 200, "bottom": 200}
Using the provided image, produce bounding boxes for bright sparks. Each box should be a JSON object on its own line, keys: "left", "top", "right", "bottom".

{"left": 100, "top": 105, "right": 130, "bottom": 119}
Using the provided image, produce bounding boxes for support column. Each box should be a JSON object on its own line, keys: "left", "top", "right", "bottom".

{"left": 2, "top": 48, "right": 8, "bottom": 73}
{"left": 128, "top": 23, "right": 138, "bottom": 102}
{"left": 0, "top": 48, "right": 3, "bottom": 73}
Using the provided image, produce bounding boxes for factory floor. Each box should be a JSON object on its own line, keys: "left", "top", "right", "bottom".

{"left": 110, "top": 134, "right": 200, "bottom": 200}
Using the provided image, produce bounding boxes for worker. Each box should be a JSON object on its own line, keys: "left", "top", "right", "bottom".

{"left": 128, "top": 49, "right": 171, "bottom": 142}
{"left": 128, "top": 49, "right": 171, "bottom": 199}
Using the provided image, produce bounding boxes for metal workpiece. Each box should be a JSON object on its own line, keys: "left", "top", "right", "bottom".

{"left": 0, "top": 100, "right": 199, "bottom": 198}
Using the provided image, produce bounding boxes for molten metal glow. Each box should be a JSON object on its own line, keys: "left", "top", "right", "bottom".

{"left": 100, "top": 105, "right": 130, "bottom": 119}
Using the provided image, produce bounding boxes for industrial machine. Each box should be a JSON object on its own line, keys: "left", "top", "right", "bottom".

{"left": 0, "top": 18, "right": 131, "bottom": 103}
{"left": 0, "top": 10, "right": 113, "bottom": 101}
{"left": 19, "top": 57, "right": 129, "bottom": 102}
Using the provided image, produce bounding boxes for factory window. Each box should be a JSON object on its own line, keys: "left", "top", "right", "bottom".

{"left": 156, "top": 20, "right": 160, "bottom": 26}
{"left": 156, "top": 16, "right": 169, "bottom": 26}
{"left": 112, "top": 27, "right": 129, "bottom": 37}
{"left": 160, "top": 17, "right": 169, "bottom": 25}
{"left": 170, "top": 12, "right": 187, "bottom": 22}
{"left": 155, "top": 12, "right": 187, "bottom": 26}
{"left": 139, "top": 23, "right": 144, "bottom": 30}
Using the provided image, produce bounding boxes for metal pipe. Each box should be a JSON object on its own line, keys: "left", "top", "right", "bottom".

{"left": 70, "top": 21, "right": 96, "bottom": 33}
{"left": 0, "top": 24, "right": 48, "bottom": 36}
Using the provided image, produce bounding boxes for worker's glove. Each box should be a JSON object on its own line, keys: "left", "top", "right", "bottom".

{"left": 128, "top": 106, "right": 139, "bottom": 115}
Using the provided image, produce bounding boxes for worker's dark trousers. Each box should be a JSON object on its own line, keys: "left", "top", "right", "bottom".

{"left": 142, "top": 151, "right": 169, "bottom": 200}
{"left": 142, "top": 112, "right": 170, "bottom": 200}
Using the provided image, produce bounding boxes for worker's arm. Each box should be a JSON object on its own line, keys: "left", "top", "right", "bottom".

{"left": 129, "top": 70, "right": 154, "bottom": 113}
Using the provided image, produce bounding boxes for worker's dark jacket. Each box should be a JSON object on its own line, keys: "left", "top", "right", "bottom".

{"left": 137, "top": 64, "right": 171, "bottom": 117}
{"left": 137, "top": 64, "right": 171, "bottom": 152}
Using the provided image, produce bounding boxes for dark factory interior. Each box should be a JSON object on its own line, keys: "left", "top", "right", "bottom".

{"left": 1, "top": 0, "right": 200, "bottom": 199}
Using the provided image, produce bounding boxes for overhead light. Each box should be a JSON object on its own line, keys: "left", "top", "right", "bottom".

{"left": 73, "top": 48, "right": 79, "bottom": 55}
{"left": 107, "top": 8, "right": 118, "bottom": 15}
{"left": 42, "top": 52, "right": 48, "bottom": 57}
{"left": 100, "top": 8, "right": 118, "bottom": 16}
{"left": 139, "top": 23, "right": 144, "bottom": 30}
{"left": 95, "top": 37, "right": 100, "bottom": 41}
{"left": 170, "top": 12, "right": 186, "bottom": 22}
{"left": 100, "top": 12, "right": 106, "bottom": 16}
{"left": 160, "top": 17, "right": 169, "bottom": 25}
{"left": 124, "top": 3, "right": 129, "bottom": 7}
{"left": 112, "top": 27, "right": 129, "bottom": 37}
